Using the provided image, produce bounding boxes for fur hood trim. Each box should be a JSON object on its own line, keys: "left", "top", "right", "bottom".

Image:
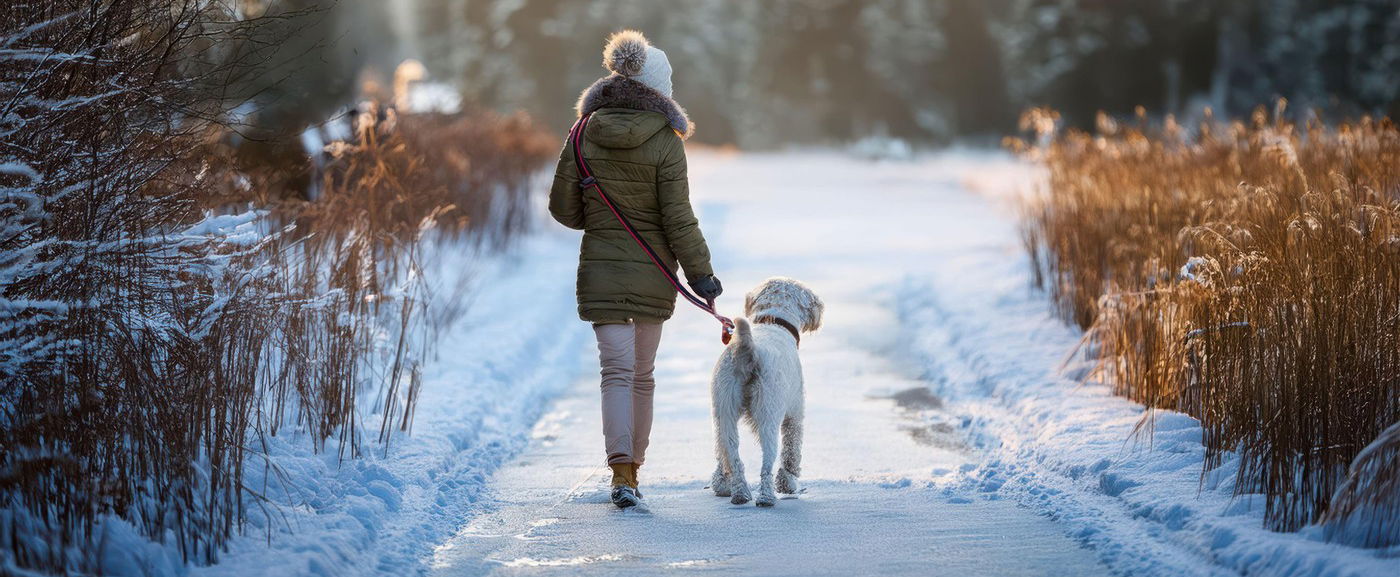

{"left": 575, "top": 74, "right": 694, "bottom": 140}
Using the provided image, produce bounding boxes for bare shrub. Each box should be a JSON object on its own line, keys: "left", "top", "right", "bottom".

{"left": 395, "top": 109, "right": 557, "bottom": 247}
{"left": 0, "top": 2, "right": 288, "bottom": 569}
{"left": 1014, "top": 104, "right": 1400, "bottom": 539}
{"left": 252, "top": 102, "right": 552, "bottom": 455}
{"left": 1, "top": 3, "right": 554, "bottom": 574}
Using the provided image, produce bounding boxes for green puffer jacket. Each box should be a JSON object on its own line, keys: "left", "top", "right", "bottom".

{"left": 549, "top": 74, "right": 713, "bottom": 325}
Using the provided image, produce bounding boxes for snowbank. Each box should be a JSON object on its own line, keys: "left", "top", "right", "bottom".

{"left": 896, "top": 252, "right": 1398, "bottom": 577}
{"left": 0, "top": 183, "right": 586, "bottom": 577}
{"left": 44, "top": 230, "right": 591, "bottom": 577}
{"left": 196, "top": 234, "right": 586, "bottom": 577}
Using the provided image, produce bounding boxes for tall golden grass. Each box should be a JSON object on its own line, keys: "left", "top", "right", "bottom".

{"left": 1012, "top": 104, "right": 1399, "bottom": 542}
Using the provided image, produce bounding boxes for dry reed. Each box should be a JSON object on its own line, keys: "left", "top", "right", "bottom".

{"left": 1012, "top": 104, "right": 1400, "bottom": 542}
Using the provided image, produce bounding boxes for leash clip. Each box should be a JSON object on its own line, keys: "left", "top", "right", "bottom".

{"left": 710, "top": 298, "right": 735, "bottom": 345}
{"left": 578, "top": 176, "right": 597, "bottom": 189}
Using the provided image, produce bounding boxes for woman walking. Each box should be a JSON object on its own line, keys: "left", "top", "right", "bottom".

{"left": 549, "top": 30, "right": 722, "bottom": 509}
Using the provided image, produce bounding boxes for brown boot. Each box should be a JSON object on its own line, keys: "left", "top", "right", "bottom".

{"left": 609, "top": 463, "right": 638, "bottom": 488}
{"left": 630, "top": 463, "right": 642, "bottom": 497}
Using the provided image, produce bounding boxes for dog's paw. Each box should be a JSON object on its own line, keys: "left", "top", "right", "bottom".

{"left": 756, "top": 478, "right": 777, "bottom": 507}
{"left": 711, "top": 469, "right": 732, "bottom": 497}
{"left": 776, "top": 468, "right": 799, "bottom": 494}
{"left": 729, "top": 482, "right": 751, "bottom": 505}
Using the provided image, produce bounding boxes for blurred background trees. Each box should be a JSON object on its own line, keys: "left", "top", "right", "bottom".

{"left": 287, "top": 0, "right": 1396, "bottom": 148}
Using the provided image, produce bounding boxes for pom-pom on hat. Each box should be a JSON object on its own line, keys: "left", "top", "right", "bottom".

{"left": 603, "top": 30, "right": 673, "bottom": 99}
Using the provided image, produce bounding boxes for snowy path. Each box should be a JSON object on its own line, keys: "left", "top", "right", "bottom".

{"left": 200, "top": 151, "right": 1393, "bottom": 577}
{"left": 425, "top": 151, "right": 1111, "bottom": 576}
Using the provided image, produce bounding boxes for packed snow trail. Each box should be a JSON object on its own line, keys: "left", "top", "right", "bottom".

{"left": 425, "top": 151, "right": 1110, "bottom": 576}
{"left": 196, "top": 151, "right": 1392, "bottom": 577}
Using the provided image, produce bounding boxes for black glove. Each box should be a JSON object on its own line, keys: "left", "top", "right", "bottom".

{"left": 690, "top": 275, "right": 723, "bottom": 300}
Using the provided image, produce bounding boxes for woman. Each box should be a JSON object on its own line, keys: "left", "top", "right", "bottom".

{"left": 549, "top": 30, "right": 722, "bottom": 509}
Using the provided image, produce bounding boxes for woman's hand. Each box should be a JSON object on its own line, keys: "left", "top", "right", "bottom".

{"left": 690, "top": 275, "right": 723, "bottom": 299}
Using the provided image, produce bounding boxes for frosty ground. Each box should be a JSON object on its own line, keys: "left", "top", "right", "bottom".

{"left": 195, "top": 151, "right": 1395, "bottom": 577}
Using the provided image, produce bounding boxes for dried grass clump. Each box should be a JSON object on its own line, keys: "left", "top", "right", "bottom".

{"left": 250, "top": 103, "right": 554, "bottom": 456}
{"left": 1014, "top": 104, "right": 1400, "bottom": 540}
{"left": 396, "top": 110, "right": 556, "bottom": 247}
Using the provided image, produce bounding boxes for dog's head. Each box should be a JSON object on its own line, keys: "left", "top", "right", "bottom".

{"left": 743, "top": 277, "right": 824, "bottom": 333}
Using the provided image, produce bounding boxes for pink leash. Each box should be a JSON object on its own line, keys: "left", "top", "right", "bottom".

{"left": 568, "top": 114, "right": 735, "bottom": 344}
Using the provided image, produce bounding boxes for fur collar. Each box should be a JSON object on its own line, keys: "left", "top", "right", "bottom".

{"left": 575, "top": 74, "right": 694, "bottom": 140}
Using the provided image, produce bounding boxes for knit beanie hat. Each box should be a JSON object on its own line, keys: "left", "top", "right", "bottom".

{"left": 603, "top": 30, "right": 673, "bottom": 99}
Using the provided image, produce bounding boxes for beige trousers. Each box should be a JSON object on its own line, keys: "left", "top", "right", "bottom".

{"left": 593, "top": 322, "right": 664, "bottom": 465}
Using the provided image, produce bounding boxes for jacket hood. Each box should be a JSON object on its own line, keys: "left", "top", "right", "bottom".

{"left": 576, "top": 74, "right": 694, "bottom": 141}
{"left": 583, "top": 109, "right": 670, "bottom": 149}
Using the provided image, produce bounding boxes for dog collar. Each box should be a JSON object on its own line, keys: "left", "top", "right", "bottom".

{"left": 753, "top": 315, "right": 800, "bottom": 346}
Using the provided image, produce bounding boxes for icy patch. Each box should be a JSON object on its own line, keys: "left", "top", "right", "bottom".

{"left": 499, "top": 554, "right": 624, "bottom": 568}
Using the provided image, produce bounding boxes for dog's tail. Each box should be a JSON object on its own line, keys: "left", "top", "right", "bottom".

{"left": 729, "top": 317, "right": 759, "bottom": 381}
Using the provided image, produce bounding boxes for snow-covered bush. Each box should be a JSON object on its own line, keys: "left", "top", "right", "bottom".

{"left": 0, "top": 4, "right": 554, "bottom": 574}
{"left": 0, "top": 3, "right": 281, "bottom": 570}
{"left": 1015, "top": 103, "right": 1400, "bottom": 542}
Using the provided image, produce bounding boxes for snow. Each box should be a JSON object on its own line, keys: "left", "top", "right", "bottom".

{"left": 896, "top": 265, "right": 1398, "bottom": 576}
{"left": 65, "top": 150, "right": 1395, "bottom": 576}
{"left": 182, "top": 234, "right": 591, "bottom": 577}
{"left": 0, "top": 161, "right": 39, "bottom": 180}
{"left": 880, "top": 161, "right": 1398, "bottom": 576}
{"left": 422, "top": 150, "right": 1389, "bottom": 577}
{"left": 416, "top": 150, "right": 1114, "bottom": 576}
{"left": 180, "top": 211, "right": 266, "bottom": 246}
{"left": 423, "top": 274, "right": 1109, "bottom": 575}
{"left": 402, "top": 82, "right": 464, "bottom": 115}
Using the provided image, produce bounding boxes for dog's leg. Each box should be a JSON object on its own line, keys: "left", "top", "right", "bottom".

{"left": 710, "top": 379, "right": 731, "bottom": 497}
{"left": 719, "top": 414, "right": 750, "bottom": 505}
{"left": 777, "top": 414, "right": 803, "bottom": 494}
{"left": 711, "top": 417, "right": 732, "bottom": 497}
{"left": 755, "top": 417, "right": 780, "bottom": 507}
{"left": 712, "top": 372, "right": 749, "bottom": 504}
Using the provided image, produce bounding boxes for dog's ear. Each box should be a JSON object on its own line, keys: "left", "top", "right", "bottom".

{"left": 801, "top": 286, "right": 825, "bottom": 332}
{"left": 744, "top": 284, "right": 759, "bottom": 317}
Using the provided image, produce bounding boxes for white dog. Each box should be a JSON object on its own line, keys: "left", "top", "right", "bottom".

{"left": 710, "top": 277, "right": 824, "bottom": 507}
